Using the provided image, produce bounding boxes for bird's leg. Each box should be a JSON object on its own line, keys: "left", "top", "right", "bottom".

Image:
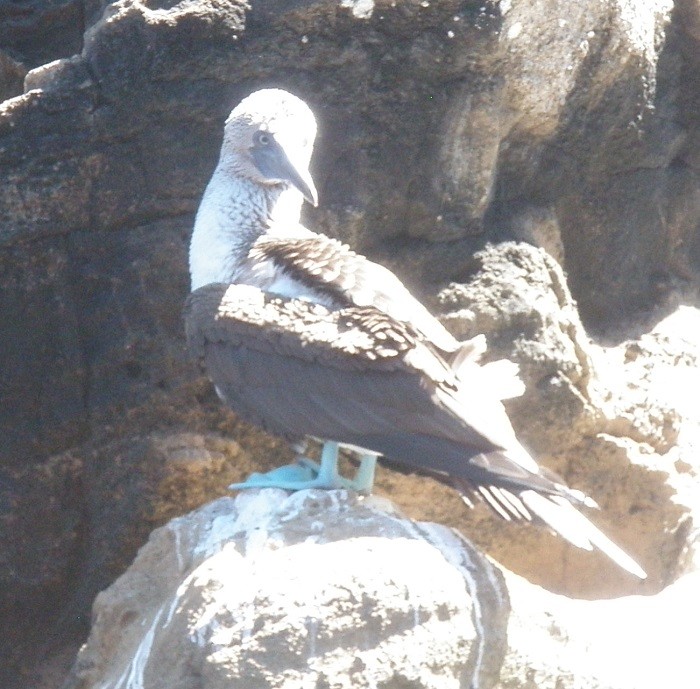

{"left": 350, "top": 453, "right": 377, "bottom": 494}
{"left": 229, "top": 443, "right": 378, "bottom": 493}
{"left": 296, "top": 448, "right": 377, "bottom": 494}
{"left": 229, "top": 441, "right": 350, "bottom": 491}
{"left": 312, "top": 440, "right": 342, "bottom": 484}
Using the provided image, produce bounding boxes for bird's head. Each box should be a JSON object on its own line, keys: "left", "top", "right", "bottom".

{"left": 221, "top": 88, "right": 318, "bottom": 207}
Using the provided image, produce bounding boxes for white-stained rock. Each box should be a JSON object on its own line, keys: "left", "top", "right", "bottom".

{"left": 66, "top": 490, "right": 509, "bottom": 689}
{"left": 501, "top": 568, "right": 699, "bottom": 689}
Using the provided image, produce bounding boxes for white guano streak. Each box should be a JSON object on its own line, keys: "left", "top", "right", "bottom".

{"left": 402, "top": 520, "right": 489, "bottom": 689}
{"left": 111, "top": 606, "right": 165, "bottom": 689}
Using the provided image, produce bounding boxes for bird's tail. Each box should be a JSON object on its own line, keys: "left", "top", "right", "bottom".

{"left": 519, "top": 490, "right": 647, "bottom": 578}
{"left": 449, "top": 473, "right": 647, "bottom": 579}
{"left": 479, "top": 359, "right": 526, "bottom": 400}
{"left": 425, "top": 339, "right": 645, "bottom": 579}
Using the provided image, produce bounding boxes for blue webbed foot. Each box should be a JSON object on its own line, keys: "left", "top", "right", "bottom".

{"left": 228, "top": 442, "right": 378, "bottom": 494}
{"left": 228, "top": 462, "right": 319, "bottom": 490}
{"left": 296, "top": 453, "right": 377, "bottom": 494}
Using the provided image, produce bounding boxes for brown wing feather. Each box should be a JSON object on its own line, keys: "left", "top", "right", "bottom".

{"left": 185, "top": 282, "right": 456, "bottom": 384}
{"left": 184, "top": 283, "right": 572, "bottom": 499}
{"left": 249, "top": 235, "right": 460, "bottom": 352}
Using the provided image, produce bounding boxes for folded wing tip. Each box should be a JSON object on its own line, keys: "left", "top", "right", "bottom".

{"left": 521, "top": 491, "right": 647, "bottom": 579}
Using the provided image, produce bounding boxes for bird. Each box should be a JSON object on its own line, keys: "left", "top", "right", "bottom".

{"left": 184, "top": 88, "right": 647, "bottom": 579}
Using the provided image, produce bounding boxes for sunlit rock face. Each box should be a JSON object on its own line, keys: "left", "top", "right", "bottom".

{"left": 64, "top": 490, "right": 509, "bottom": 689}
{"left": 1, "top": 0, "right": 699, "bottom": 687}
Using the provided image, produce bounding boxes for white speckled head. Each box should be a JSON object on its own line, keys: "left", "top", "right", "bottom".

{"left": 190, "top": 89, "right": 319, "bottom": 291}
{"left": 220, "top": 88, "right": 318, "bottom": 205}
{"left": 226, "top": 88, "right": 317, "bottom": 136}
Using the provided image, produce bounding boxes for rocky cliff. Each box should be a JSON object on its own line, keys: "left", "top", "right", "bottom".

{"left": 0, "top": 1, "right": 698, "bottom": 687}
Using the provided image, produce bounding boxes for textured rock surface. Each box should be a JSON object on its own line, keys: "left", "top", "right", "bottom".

{"left": 64, "top": 490, "right": 509, "bottom": 689}
{"left": 434, "top": 242, "right": 685, "bottom": 594}
{"left": 501, "top": 568, "right": 699, "bottom": 689}
{"left": 65, "top": 487, "right": 700, "bottom": 689}
{"left": 0, "top": 0, "right": 699, "bottom": 686}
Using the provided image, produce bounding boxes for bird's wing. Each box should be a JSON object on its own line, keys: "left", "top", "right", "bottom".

{"left": 186, "top": 283, "right": 572, "bottom": 489}
{"left": 243, "top": 234, "right": 461, "bottom": 352}
{"left": 184, "top": 283, "right": 646, "bottom": 577}
{"left": 185, "top": 282, "right": 457, "bottom": 386}
{"left": 184, "top": 283, "right": 528, "bottom": 454}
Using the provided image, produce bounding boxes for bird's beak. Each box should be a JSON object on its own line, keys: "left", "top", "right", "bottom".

{"left": 252, "top": 138, "right": 318, "bottom": 207}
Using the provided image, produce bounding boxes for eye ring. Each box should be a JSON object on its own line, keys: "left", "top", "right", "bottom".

{"left": 254, "top": 131, "right": 272, "bottom": 146}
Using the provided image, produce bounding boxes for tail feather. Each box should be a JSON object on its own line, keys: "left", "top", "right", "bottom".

{"left": 375, "top": 437, "right": 646, "bottom": 577}
{"left": 447, "top": 475, "right": 647, "bottom": 579}
{"left": 448, "top": 335, "right": 525, "bottom": 402}
{"left": 435, "top": 339, "right": 644, "bottom": 576}
{"left": 476, "top": 484, "right": 517, "bottom": 521}
{"left": 492, "top": 486, "right": 534, "bottom": 521}
{"left": 449, "top": 334, "right": 487, "bottom": 369}
{"left": 519, "top": 491, "right": 647, "bottom": 578}
{"left": 453, "top": 356, "right": 526, "bottom": 402}
{"left": 519, "top": 490, "right": 595, "bottom": 550}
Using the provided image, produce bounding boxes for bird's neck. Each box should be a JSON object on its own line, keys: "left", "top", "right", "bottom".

{"left": 189, "top": 167, "right": 304, "bottom": 291}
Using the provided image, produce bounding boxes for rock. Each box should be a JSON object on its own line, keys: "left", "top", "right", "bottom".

{"left": 490, "top": 0, "right": 685, "bottom": 324}
{"left": 501, "top": 568, "right": 699, "bottom": 689}
{"left": 2, "top": 0, "right": 696, "bottom": 322}
{"left": 0, "top": 424, "right": 292, "bottom": 689}
{"left": 0, "top": 1, "right": 89, "bottom": 74}
{"left": 0, "top": 50, "right": 26, "bottom": 103}
{"left": 439, "top": 242, "right": 598, "bottom": 454}
{"left": 64, "top": 490, "right": 509, "bottom": 689}
{"left": 63, "top": 486, "right": 700, "bottom": 689}
{"left": 435, "top": 242, "right": 686, "bottom": 594}
{"left": 0, "top": 0, "right": 698, "bottom": 686}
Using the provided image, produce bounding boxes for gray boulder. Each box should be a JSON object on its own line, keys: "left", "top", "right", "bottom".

{"left": 65, "top": 488, "right": 699, "bottom": 689}
{"left": 65, "top": 490, "right": 509, "bottom": 689}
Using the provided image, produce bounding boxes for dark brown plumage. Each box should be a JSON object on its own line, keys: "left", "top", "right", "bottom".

{"left": 186, "top": 284, "right": 591, "bottom": 508}
{"left": 185, "top": 89, "right": 647, "bottom": 578}
{"left": 240, "top": 234, "right": 461, "bottom": 353}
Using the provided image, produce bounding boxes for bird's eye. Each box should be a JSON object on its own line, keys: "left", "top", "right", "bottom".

{"left": 255, "top": 131, "right": 271, "bottom": 146}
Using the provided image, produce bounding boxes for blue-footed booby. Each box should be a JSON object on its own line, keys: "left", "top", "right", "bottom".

{"left": 184, "top": 89, "right": 646, "bottom": 578}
